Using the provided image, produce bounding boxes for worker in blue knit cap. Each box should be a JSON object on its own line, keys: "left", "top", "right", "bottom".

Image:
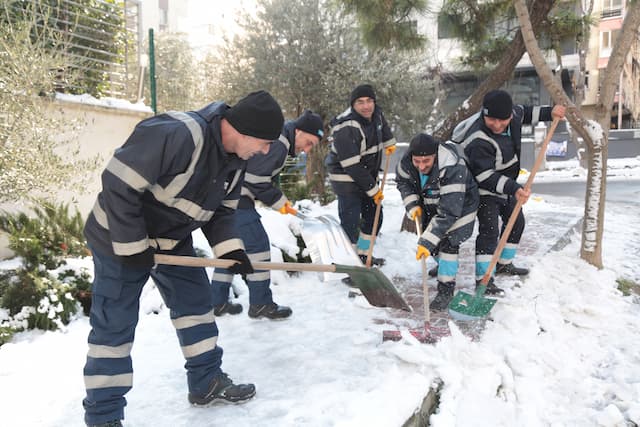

{"left": 211, "top": 109, "right": 324, "bottom": 320}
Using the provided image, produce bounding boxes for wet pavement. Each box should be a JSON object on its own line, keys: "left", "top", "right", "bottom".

{"left": 374, "top": 205, "right": 584, "bottom": 340}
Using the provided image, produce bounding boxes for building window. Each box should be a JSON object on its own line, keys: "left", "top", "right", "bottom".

{"left": 437, "top": 13, "right": 456, "bottom": 39}
{"left": 600, "top": 30, "right": 619, "bottom": 56}
{"left": 602, "top": 0, "right": 622, "bottom": 18}
{"left": 159, "top": 8, "right": 168, "bottom": 31}
{"left": 159, "top": 0, "right": 168, "bottom": 31}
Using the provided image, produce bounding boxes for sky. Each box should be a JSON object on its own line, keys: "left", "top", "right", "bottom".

{"left": 1, "top": 157, "right": 640, "bottom": 426}
{"left": 182, "top": 0, "right": 257, "bottom": 56}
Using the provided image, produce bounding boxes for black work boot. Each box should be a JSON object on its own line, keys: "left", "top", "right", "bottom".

{"left": 496, "top": 262, "right": 529, "bottom": 276}
{"left": 188, "top": 372, "right": 256, "bottom": 406}
{"left": 430, "top": 281, "right": 455, "bottom": 311}
{"left": 358, "top": 254, "right": 385, "bottom": 266}
{"left": 428, "top": 265, "right": 438, "bottom": 278}
{"left": 476, "top": 277, "right": 505, "bottom": 296}
{"left": 214, "top": 301, "right": 243, "bottom": 316}
{"left": 248, "top": 302, "right": 292, "bottom": 319}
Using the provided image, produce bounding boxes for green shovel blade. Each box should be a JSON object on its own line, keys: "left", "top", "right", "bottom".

{"left": 448, "top": 289, "right": 497, "bottom": 321}
{"left": 334, "top": 264, "right": 412, "bottom": 312}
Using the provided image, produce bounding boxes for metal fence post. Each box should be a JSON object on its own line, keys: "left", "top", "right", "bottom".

{"left": 148, "top": 28, "right": 157, "bottom": 115}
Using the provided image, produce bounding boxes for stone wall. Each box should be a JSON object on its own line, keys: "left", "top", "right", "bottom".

{"left": 0, "top": 97, "right": 152, "bottom": 259}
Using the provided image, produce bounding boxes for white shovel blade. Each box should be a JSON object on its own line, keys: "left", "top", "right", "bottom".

{"left": 300, "top": 214, "right": 362, "bottom": 281}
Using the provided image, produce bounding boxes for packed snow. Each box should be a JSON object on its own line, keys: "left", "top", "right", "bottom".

{"left": 55, "top": 93, "right": 153, "bottom": 114}
{"left": 1, "top": 158, "right": 639, "bottom": 427}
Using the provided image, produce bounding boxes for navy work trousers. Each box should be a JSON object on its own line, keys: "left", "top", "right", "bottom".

{"left": 475, "top": 195, "right": 525, "bottom": 255}
{"left": 336, "top": 192, "right": 382, "bottom": 244}
{"left": 83, "top": 241, "right": 222, "bottom": 425}
{"left": 211, "top": 208, "right": 273, "bottom": 306}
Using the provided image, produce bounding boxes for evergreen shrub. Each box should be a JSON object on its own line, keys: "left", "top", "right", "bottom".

{"left": 0, "top": 202, "right": 91, "bottom": 342}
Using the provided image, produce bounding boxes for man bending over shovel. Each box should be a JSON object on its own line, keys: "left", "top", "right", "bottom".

{"left": 81, "top": 91, "right": 283, "bottom": 426}
{"left": 211, "top": 109, "right": 324, "bottom": 320}
{"left": 396, "top": 134, "right": 479, "bottom": 310}
{"left": 455, "top": 90, "right": 566, "bottom": 295}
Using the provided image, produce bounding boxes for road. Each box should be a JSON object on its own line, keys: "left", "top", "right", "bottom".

{"left": 532, "top": 178, "right": 640, "bottom": 204}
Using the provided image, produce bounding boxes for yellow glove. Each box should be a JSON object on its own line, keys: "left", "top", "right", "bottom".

{"left": 416, "top": 245, "right": 430, "bottom": 260}
{"left": 408, "top": 206, "right": 422, "bottom": 220}
{"left": 385, "top": 145, "right": 396, "bottom": 156}
{"left": 278, "top": 201, "right": 298, "bottom": 216}
{"left": 373, "top": 190, "right": 384, "bottom": 205}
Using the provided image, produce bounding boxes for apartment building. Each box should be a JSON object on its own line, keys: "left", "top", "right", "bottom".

{"left": 139, "top": 0, "right": 252, "bottom": 57}
{"left": 584, "top": 0, "right": 639, "bottom": 128}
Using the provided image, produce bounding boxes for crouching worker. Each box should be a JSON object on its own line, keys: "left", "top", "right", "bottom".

{"left": 81, "top": 91, "right": 284, "bottom": 427}
{"left": 396, "top": 134, "right": 479, "bottom": 310}
{"left": 211, "top": 109, "right": 324, "bottom": 320}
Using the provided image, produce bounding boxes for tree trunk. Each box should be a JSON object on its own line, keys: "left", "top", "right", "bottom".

{"left": 570, "top": 0, "right": 594, "bottom": 168}
{"left": 513, "top": 0, "right": 640, "bottom": 268}
{"left": 432, "top": 0, "right": 556, "bottom": 141}
{"left": 585, "top": 2, "right": 640, "bottom": 264}
{"left": 580, "top": 141, "right": 606, "bottom": 266}
{"left": 306, "top": 140, "right": 330, "bottom": 202}
{"left": 402, "top": 0, "right": 557, "bottom": 232}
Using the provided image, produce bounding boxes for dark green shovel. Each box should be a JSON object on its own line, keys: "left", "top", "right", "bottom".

{"left": 155, "top": 254, "right": 412, "bottom": 312}
{"left": 448, "top": 117, "right": 561, "bottom": 321}
{"left": 448, "top": 281, "right": 498, "bottom": 321}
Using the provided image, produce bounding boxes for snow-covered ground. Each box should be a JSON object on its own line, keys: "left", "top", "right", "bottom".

{"left": 1, "top": 158, "right": 639, "bottom": 427}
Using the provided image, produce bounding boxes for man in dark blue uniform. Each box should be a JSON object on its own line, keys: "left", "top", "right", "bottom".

{"left": 325, "top": 84, "right": 396, "bottom": 266}
{"left": 211, "top": 109, "right": 324, "bottom": 319}
{"left": 458, "top": 90, "right": 565, "bottom": 295}
{"left": 396, "top": 134, "right": 479, "bottom": 310}
{"left": 81, "top": 91, "right": 284, "bottom": 427}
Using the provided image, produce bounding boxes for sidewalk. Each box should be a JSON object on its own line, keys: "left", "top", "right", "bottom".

{"left": 378, "top": 198, "right": 584, "bottom": 329}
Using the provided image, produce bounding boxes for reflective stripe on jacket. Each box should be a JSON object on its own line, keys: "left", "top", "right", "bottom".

{"left": 84, "top": 102, "right": 246, "bottom": 259}
{"left": 396, "top": 142, "right": 479, "bottom": 252}
{"left": 460, "top": 105, "right": 553, "bottom": 199}
{"left": 238, "top": 121, "right": 297, "bottom": 210}
{"left": 325, "top": 106, "right": 396, "bottom": 196}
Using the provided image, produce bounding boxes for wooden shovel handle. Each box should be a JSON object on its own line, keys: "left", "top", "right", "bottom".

{"left": 155, "top": 254, "right": 338, "bottom": 273}
{"left": 366, "top": 153, "right": 392, "bottom": 268}
{"left": 480, "top": 117, "right": 560, "bottom": 284}
{"left": 415, "top": 216, "right": 430, "bottom": 323}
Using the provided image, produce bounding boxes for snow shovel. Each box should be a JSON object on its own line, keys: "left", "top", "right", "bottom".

{"left": 293, "top": 210, "right": 363, "bottom": 281}
{"left": 154, "top": 254, "right": 411, "bottom": 311}
{"left": 365, "top": 153, "right": 392, "bottom": 268}
{"left": 382, "top": 217, "right": 450, "bottom": 343}
{"left": 448, "top": 117, "right": 561, "bottom": 321}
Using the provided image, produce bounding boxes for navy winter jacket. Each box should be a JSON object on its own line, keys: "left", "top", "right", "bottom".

{"left": 325, "top": 106, "right": 395, "bottom": 196}
{"left": 458, "top": 105, "right": 554, "bottom": 199}
{"left": 238, "top": 121, "right": 297, "bottom": 210}
{"left": 396, "top": 143, "right": 479, "bottom": 252}
{"left": 84, "top": 102, "right": 246, "bottom": 260}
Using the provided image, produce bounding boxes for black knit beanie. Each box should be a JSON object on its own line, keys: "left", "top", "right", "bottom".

{"left": 482, "top": 90, "right": 513, "bottom": 120}
{"left": 223, "top": 90, "right": 284, "bottom": 140}
{"left": 294, "top": 110, "right": 324, "bottom": 139}
{"left": 409, "top": 133, "right": 439, "bottom": 156}
{"left": 350, "top": 84, "right": 376, "bottom": 106}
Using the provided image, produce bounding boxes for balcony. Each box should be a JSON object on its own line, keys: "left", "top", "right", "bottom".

{"left": 601, "top": 8, "right": 622, "bottom": 19}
